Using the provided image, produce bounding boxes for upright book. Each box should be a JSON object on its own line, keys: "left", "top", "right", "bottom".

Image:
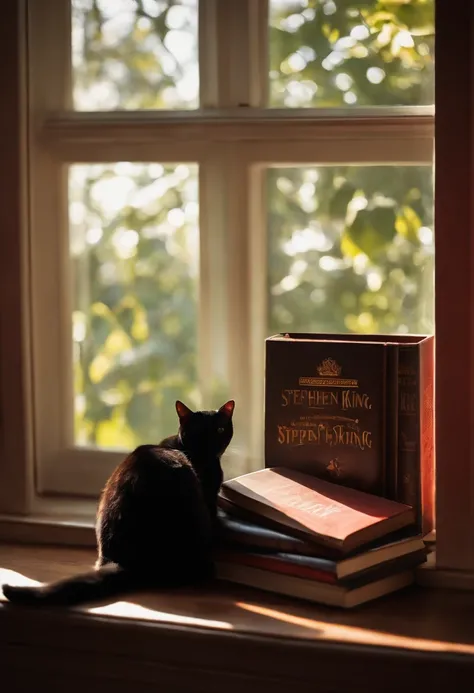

{"left": 264, "top": 332, "right": 434, "bottom": 532}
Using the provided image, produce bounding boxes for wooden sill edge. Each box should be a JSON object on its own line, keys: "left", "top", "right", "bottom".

{"left": 0, "top": 513, "right": 96, "bottom": 547}
{"left": 1, "top": 515, "right": 472, "bottom": 591}
{"left": 4, "top": 604, "right": 470, "bottom": 693}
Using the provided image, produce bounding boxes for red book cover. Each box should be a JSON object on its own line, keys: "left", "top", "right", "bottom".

{"left": 220, "top": 468, "right": 414, "bottom": 554}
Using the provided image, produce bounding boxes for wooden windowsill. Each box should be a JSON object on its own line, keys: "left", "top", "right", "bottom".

{"left": 2, "top": 543, "right": 474, "bottom": 693}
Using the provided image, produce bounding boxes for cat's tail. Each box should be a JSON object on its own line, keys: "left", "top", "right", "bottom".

{"left": 2, "top": 563, "right": 142, "bottom": 607}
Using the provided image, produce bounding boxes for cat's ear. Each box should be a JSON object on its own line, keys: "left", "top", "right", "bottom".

{"left": 218, "top": 400, "right": 235, "bottom": 419}
{"left": 176, "top": 400, "right": 194, "bottom": 422}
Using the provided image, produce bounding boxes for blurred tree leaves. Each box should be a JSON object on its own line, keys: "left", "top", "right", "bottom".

{"left": 269, "top": 0, "right": 434, "bottom": 108}
{"left": 72, "top": 0, "right": 199, "bottom": 110}
{"left": 71, "top": 162, "right": 200, "bottom": 447}
{"left": 268, "top": 164, "right": 433, "bottom": 336}
{"left": 347, "top": 205, "right": 397, "bottom": 256}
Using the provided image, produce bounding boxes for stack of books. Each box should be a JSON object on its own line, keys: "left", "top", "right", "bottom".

{"left": 215, "top": 467, "right": 427, "bottom": 608}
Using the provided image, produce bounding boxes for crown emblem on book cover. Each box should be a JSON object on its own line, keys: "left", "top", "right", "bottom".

{"left": 317, "top": 358, "right": 342, "bottom": 377}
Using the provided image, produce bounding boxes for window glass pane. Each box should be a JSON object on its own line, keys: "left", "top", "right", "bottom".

{"left": 69, "top": 163, "right": 199, "bottom": 449}
{"left": 269, "top": 0, "right": 434, "bottom": 107}
{"left": 267, "top": 165, "right": 434, "bottom": 335}
{"left": 71, "top": 0, "right": 198, "bottom": 110}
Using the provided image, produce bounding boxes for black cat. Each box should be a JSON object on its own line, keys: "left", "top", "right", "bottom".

{"left": 2, "top": 399, "right": 235, "bottom": 606}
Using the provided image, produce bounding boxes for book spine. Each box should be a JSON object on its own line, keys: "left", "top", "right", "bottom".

{"left": 264, "top": 338, "right": 273, "bottom": 470}
{"left": 385, "top": 344, "right": 399, "bottom": 500}
{"left": 419, "top": 338, "right": 435, "bottom": 534}
{"left": 216, "top": 551, "right": 338, "bottom": 585}
{"left": 396, "top": 345, "right": 422, "bottom": 528}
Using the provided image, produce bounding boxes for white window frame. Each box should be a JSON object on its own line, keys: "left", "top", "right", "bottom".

{"left": 24, "top": 0, "right": 434, "bottom": 498}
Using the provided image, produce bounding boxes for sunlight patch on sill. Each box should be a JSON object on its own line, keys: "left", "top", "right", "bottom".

{"left": 88, "top": 600, "right": 233, "bottom": 629}
{"left": 0, "top": 568, "right": 233, "bottom": 630}
{"left": 236, "top": 602, "right": 474, "bottom": 655}
{"left": 0, "top": 568, "right": 40, "bottom": 597}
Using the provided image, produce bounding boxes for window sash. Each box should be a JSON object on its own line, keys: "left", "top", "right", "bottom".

{"left": 31, "top": 138, "right": 434, "bottom": 496}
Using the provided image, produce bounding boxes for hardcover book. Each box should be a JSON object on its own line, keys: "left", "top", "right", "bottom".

{"left": 216, "top": 549, "right": 426, "bottom": 589}
{"left": 216, "top": 562, "right": 415, "bottom": 608}
{"left": 264, "top": 332, "right": 434, "bottom": 532}
{"left": 219, "top": 468, "right": 415, "bottom": 555}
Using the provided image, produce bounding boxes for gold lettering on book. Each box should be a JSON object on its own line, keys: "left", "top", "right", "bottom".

{"left": 277, "top": 357, "right": 374, "bottom": 454}
{"left": 299, "top": 377, "right": 358, "bottom": 387}
{"left": 281, "top": 389, "right": 372, "bottom": 410}
{"left": 299, "top": 357, "right": 358, "bottom": 388}
{"left": 341, "top": 390, "right": 372, "bottom": 410}
{"left": 317, "top": 358, "right": 341, "bottom": 377}
{"left": 277, "top": 424, "right": 372, "bottom": 450}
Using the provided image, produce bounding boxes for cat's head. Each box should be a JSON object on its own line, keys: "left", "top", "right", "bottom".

{"left": 175, "top": 400, "right": 235, "bottom": 459}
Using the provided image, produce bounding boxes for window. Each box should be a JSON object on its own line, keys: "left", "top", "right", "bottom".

{"left": 22, "top": 0, "right": 435, "bottom": 498}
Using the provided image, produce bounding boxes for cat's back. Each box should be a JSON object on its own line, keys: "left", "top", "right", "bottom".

{"left": 98, "top": 444, "right": 212, "bottom": 569}
{"left": 100, "top": 444, "right": 196, "bottom": 511}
